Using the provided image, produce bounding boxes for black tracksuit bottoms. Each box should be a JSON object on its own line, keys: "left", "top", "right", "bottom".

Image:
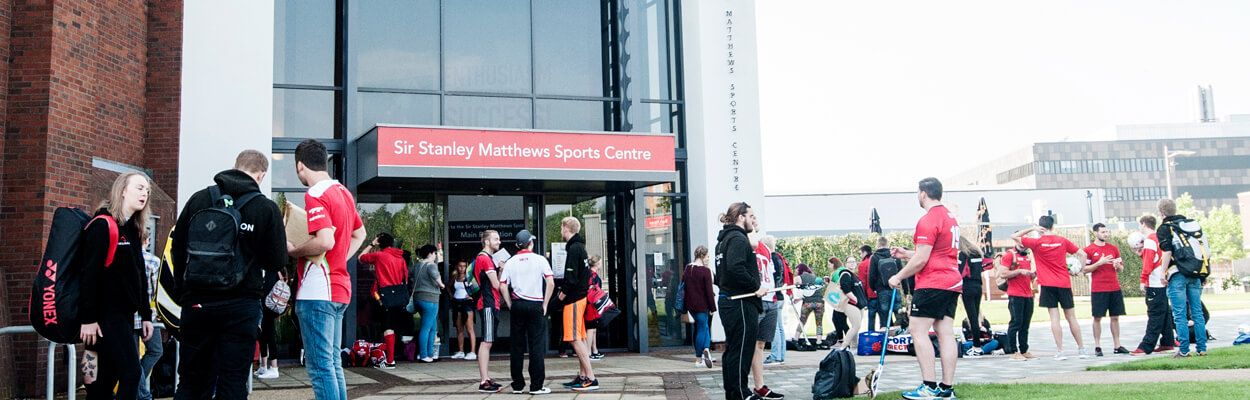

{"left": 961, "top": 281, "right": 984, "bottom": 347}
{"left": 176, "top": 299, "right": 262, "bottom": 400}
{"left": 510, "top": 300, "right": 548, "bottom": 392}
{"left": 718, "top": 297, "right": 759, "bottom": 400}
{"left": 1005, "top": 296, "right": 1033, "bottom": 354}
{"left": 85, "top": 311, "right": 141, "bottom": 400}
{"left": 1137, "top": 287, "right": 1176, "bottom": 352}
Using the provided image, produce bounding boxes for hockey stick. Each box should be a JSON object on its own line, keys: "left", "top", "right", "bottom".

{"left": 870, "top": 288, "right": 897, "bottom": 399}
{"left": 729, "top": 285, "right": 796, "bottom": 300}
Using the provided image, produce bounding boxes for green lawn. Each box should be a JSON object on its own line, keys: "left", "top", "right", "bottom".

{"left": 877, "top": 381, "right": 1250, "bottom": 400}
{"left": 1087, "top": 344, "right": 1250, "bottom": 371}
{"left": 794, "top": 293, "right": 1249, "bottom": 336}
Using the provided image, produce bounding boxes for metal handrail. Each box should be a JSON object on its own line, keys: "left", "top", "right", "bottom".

{"left": 0, "top": 325, "right": 76, "bottom": 400}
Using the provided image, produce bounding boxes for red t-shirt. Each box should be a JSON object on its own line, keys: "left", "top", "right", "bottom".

{"left": 301, "top": 180, "right": 363, "bottom": 305}
{"left": 857, "top": 258, "right": 876, "bottom": 299}
{"left": 912, "top": 205, "right": 962, "bottom": 292}
{"left": 475, "top": 252, "right": 501, "bottom": 310}
{"left": 1084, "top": 243, "right": 1122, "bottom": 292}
{"left": 1002, "top": 250, "right": 1034, "bottom": 298}
{"left": 1021, "top": 235, "right": 1078, "bottom": 288}
{"left": 360, "top": 247, "right": 408, "bottom": 299}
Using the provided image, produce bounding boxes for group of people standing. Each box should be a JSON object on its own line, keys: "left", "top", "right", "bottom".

{"left": 710, "top": 177, "right": 1212, "bottom": 400}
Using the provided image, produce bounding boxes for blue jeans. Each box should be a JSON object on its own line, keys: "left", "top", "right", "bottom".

{"left": 1167, "top": 275, "right": 1207, "bottom": 354}
{"left": 136, "top": 326, "right": 163, "bottom": 400}
{"left": 416, "top": 300, "right": 440, "bottom": 359}
{"left": 296, "top": 300, "right": 348, "bottom": 400}
{"left": 692, "top": 312, "right": 711, "bottom": 357}
{"left": 770, "top": 302, "right": 786, "bottom": 361}
{"left": 865, "top": 298, "right": 881, "bottom": 331}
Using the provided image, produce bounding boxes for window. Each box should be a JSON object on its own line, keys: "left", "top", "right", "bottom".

{"left": 274, "top": 0, "right": 336, "bottom": 86}
{"left": 535, "top": 100, "right": 609, "bottom": 131}
{"left": 273, "top": 88, "right": 336, "bottom": 138}
{"left": 355, "top": 93, "right": 439, "bottom": 136}
{"left": 351, "top": 0, "right": 440, "bottom": 90}
{"left": 533, "top": 0, "right": 606, "bottom": 97}
{"left": 444, "top": 96, "right": 532, "bottom": 130}
{"left": 444, "top": 0, "right": 532, "bottom": 93}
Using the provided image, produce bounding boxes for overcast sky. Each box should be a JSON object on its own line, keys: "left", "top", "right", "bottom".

{"left": 756, "top": 0, "right": 1250, "bottom": 195}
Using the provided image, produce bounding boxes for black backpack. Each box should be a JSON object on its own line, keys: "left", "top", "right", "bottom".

{"left": 812, "top": 347, "right": 857, "bottom": 399}
{"left": 876, "top": 256, "right": 901, "bottom": 289}
{"left": 30, "top": 207, "right": 118, "bottom": 344}
{"left": 1164, "top": 218, "right": 1211, "bottom": 279}
{"left": 839, "top": 268, "right": 869, "bottom": 310}
{"left": 183, "top": 186, "right": 261, "bottom": 291}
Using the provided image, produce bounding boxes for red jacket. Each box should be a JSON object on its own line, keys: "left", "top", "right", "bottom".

{"left": 360, "top": 247, "right": 408, "bottom": 300}
{"left": 858, "top": 257, "right": 876, "bottom": 299}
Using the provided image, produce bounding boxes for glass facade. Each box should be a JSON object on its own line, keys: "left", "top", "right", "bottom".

{"left": 274, "top": 0, "right": 688, "bottom": 353}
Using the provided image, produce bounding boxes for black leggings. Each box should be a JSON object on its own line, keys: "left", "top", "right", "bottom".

{"left": 260, "top": 307, "right": 279, "bottom": 360}
{"left": 961, "top": 282, "right": 983, "bottom": 347}
{"left": 86, "top": 311, "right": 141, "bottom": 400}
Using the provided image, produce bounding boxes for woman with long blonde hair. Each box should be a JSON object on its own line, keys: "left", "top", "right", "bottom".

{"left": 79, "top": 172, "right": 154, "bottom": 400}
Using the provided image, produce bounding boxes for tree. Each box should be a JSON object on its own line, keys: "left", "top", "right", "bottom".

{"left": 777, "top": 231, "right": 914, "bottom": 278}
{"left": 1174, "top": 193, "right": 1245, "bottom": 262}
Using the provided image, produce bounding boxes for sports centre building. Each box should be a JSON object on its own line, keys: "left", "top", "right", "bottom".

{"left": 0, "top": 1, "right": 766, "bottom": 395}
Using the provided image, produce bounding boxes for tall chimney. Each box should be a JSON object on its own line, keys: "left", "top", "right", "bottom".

{"left": 1199, "top": 85, "right": 1217, "bottom": 123}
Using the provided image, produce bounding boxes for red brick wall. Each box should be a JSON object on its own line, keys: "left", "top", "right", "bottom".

{"left": 0, "top": 0, "right": 12, "bottom": 394}
{"left": 0, "top": 0, "right": 183, "bottom": 396}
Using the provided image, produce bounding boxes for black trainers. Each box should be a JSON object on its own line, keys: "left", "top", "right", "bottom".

{"left": 478, "top": 379, "right": 502, "bottom": 393}
{"left": 570, "top": 378, "right": 599, "bottom": 391}
{"left": 562, "top": 376, "right": 584, "bottom": 388}
{"left": 1095, "top": 347, "right": 1104, "bottom": 357}
{"left": 755, "top": 385, "right": 784, "bottom": 399}
{"left": 1113, "top": 346, "right": 1131, "bottom": 354}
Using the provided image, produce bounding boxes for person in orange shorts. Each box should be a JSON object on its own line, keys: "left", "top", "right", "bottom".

{"left": 557, "top": 216, "right": 598, "bottom": 391}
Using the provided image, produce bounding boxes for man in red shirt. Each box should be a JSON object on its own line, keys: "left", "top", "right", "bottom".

{"left": 1132, "top": 215, "right": 1176, "bottom": 355}
{"left": 997, "top": 245, "right": 1037, "bottom": 360}
{"left": 1082, "top": 223, "right": 1127, "bottom": 356}
{"left": 857, "top": 246, "right": 880, "bottom": 331}
{"left": 1012, "top": 215, "right": 1088, "bottom": 360}
{"left": 288, "top": 139, "right": 367, "bottom": 400}
{"left": 888, "top": 178, "right": 962, "bottom": 400}
{"left": 474, "top": 230, "right": 504, "bottom": 393}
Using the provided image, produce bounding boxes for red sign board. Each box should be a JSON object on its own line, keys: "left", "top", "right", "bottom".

{"left": 646, "top": 215, "right": 672, "bottom": 229}
{"left": 376, "top": 126, "right": 675, "bottom": 172}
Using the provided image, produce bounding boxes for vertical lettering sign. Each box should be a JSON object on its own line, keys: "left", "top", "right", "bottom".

{"left": 726, "top": 9, "right": 740, "bottom": 191}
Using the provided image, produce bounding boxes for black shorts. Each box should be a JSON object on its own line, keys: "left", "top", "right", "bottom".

{"left": 1038, "top": 286, "right": 1074, "bottom": 309}
{"left": 480, "top": 307, "right": 500, "bottom": 343}
{"left": 1091, "top": 290, "right": 1126, "bottom": 317}
{"left": 909, "top": 289, "right": 959, "bottom": 320}
{"left": 380, "top": 306, "right": 411, "bottom": 334}
{"left": 586, "top": 318, "right": 600, "bottom": 330}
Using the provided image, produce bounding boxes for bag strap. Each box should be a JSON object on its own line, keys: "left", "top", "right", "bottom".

{"left": 233, "top": 191, "right": 263, "bottom": 211}
{"left": 87, "top": 215, "right": 120, "bottom": 267}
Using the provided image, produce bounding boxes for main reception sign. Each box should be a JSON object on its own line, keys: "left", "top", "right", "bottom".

{"left": 359, "top": 125, "right": 677, "bottom": 183}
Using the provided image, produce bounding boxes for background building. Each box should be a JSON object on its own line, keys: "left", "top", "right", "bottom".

{"left": 949, "top": 132, "right": 1250, "bottom": 222}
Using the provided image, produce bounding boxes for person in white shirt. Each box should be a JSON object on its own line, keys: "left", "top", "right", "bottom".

{"left": 499, "top": 230, "right": 555, "bottom": 395}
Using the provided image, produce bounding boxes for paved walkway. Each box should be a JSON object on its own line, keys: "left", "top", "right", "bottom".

{"left": 243, "top": 309, "right": 1250, "bottom": 399}
{"left": 699, "top": 309, "right": 1250, "bottom": 399}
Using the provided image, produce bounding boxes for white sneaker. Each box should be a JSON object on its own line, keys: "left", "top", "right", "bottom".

{"left": 964, "top": 347, "right": 983, "bottom": 358}
{"left": 258, "top": 367, "right": 279, "bottom": 379}
{"left": 375, "top": 362, "right": 396, "bottom": 370}
{"left": 530, "top": 387, "right": 552, "bottom": 395}
{"left": 1054, "top": 351, "right": 1068, "bottom": 361}
{"left": 1078, "top": 348, "right": 1090, "bottom": 359}
{"left": 465, "top": 352, "right": 478, "bottom": 361}
{"left": 451, "top": 351, "right": 465, "bottom": 359}
{"left": 695, "top": 360, "right": 706, "bottom": 368}
{"left": 253, "top": 366, "right": 267, "bottom": 377}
